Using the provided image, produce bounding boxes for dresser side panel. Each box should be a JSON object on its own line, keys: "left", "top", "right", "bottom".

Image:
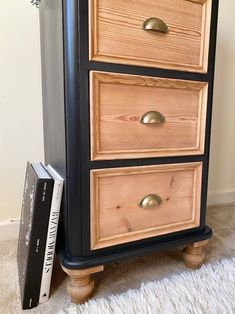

{"left": 39, "top": 0, "right": 69, "bottom": 253}
{"left": 62, "top": 0, "right": 83, "bottom": 257}
{"left": 200, "top": 0, "right": 219, "bottom": 225}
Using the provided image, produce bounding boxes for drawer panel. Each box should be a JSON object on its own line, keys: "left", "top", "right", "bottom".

{"left": 90, "top": 71, "right": 208, "bottom": 160}
{"left": 89, "top": 0, "right": 211, "bottom": 72}
{"left": 90, "top": 162, "right": 202, "bottom": 249}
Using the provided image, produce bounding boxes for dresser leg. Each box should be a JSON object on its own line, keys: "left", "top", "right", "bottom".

{"left": 61, "top": 265, "right": 104, "bottom": 304}
{"left": 182, "top": 239, "right": 209, "bottom": 269}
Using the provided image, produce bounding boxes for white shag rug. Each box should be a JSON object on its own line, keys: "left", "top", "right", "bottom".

{"left": 60, "top": 258, "right": 235, "bottom": 314}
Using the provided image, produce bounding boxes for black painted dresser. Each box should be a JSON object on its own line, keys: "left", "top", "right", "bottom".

{"left": 39, "top": 0, "right": 219, "bottom": 303}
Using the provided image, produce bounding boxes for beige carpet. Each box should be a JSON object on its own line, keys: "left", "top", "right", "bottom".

{"left": 1, "top": 203, "right": 235, "bottom": 314}
{"left": 63, "top": 258, "right": 235, "bottom": 314}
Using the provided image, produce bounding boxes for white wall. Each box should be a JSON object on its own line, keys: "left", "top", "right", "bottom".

{"left": 208, "top": 0, "right": 235, "bottom": 203}
{"left": 0, "top": 0, "right": 234, "bottom": 224}
{"left": 0, "top": 0, "right": 44, "bottom": 223}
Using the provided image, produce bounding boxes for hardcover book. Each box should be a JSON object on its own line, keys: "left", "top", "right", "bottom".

{"left": 39, "top": 164, "right": 64, "bottom": 303}
{"left": 17, "top": 162, "right": 54, "bottom": 309}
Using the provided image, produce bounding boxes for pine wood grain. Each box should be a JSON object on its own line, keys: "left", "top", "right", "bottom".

{"left": 182, "top": 239, "right": 209, "bottom": 269}
{"left": 188, "top": 0, "right": 207, "bottom": 4}
{"left": 90, "top": 71, "right": 208, "bottom": 160}
{"left": 62, "top": 265, "right": 104, "bottom": 304}
{"left": 90, "top": 162, "right": 202, "bottom": 249}
{"left": 89, "top": 0, "right": 211, "bottom": 72}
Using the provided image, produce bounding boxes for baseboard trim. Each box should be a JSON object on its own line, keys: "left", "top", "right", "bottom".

{"left": 0, "top": 220, "right": 20, "bottom": 241}
{"left": 207, "top": 191, "right": 235, "bottom": 206}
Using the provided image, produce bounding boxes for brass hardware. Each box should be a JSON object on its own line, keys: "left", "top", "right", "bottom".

{"left": 139, "top": 111, "right": 166, "bottom": 125}
{"left": 142, "top": 17, "right": 169, "bottom": 33}
{"left": 138, "top": 194, "right": 162, "bottom": 209}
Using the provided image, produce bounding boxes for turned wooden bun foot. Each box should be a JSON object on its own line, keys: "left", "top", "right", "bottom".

{"left": 182, "top": 239, "right": 209, "bottom": 269}
{"left": 61, "top": 265, "right": 104, "bottom": 304}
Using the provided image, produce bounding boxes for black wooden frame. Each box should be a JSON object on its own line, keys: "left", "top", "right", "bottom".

{"left": 40, "top": 0, "right": 219, "bottom": 269}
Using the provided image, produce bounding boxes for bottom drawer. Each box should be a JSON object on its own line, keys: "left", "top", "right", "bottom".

{"left": 90, "top": 162, "right": 202, "bottom": 250}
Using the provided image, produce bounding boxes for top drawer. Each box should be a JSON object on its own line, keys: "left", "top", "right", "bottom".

{"left": 89, "top": 0, "right": 212, "bottom": 73}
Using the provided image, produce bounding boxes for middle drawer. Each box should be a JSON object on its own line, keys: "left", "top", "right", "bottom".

{"left": 90, "top": 71, "right": 208, "bottom": 160}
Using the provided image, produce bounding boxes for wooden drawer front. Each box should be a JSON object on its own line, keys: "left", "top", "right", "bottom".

{"left": 90, "top": 71, "right": 208, "bottom": 160}
{"left": 91, "top": 162, "right": 202, "bottom": 250}
{"left": 89, "top": 0, "right": 211, "bottom": 72}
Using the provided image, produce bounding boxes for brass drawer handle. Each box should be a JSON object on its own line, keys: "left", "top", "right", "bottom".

{"left": 142, "top": 17, "right": 169, "bottom": 34}
{"left": 138, "top": 194, "right": 162, "bottom": 209}
{"left": 139, "top": 111, "right": 166, "bottom": 125}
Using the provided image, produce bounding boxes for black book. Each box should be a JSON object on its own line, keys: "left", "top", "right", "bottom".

{"left": 17, "top": 162, "right": 54, "bottom": 310}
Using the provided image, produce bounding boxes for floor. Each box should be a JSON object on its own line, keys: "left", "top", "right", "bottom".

{"left": 1, "top": 203, "right": 235, "bottom": 314}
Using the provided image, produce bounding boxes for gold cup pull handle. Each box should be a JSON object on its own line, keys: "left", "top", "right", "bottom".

{"left": 138, "top": 194, "right": 162, "bottom": 209}
{"left": 142, "top": 17, "right": 169, "bottom": 33}
{"left": 139, "top": 111, "right": 166, "bottom": 125}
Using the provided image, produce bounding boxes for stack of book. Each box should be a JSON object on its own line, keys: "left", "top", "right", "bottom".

{"left": 17, "top": 162, "right": 64, "bottom": 310}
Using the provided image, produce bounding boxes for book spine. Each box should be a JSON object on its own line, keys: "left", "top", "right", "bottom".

{"left": 39, "top": 179, "right": 63, "bottom": 303}
{"left": 22, "top": 178, "right": 54, "bottom": 309}
{"left": 17, "top": 163, "right": 32, "bottom": 305}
